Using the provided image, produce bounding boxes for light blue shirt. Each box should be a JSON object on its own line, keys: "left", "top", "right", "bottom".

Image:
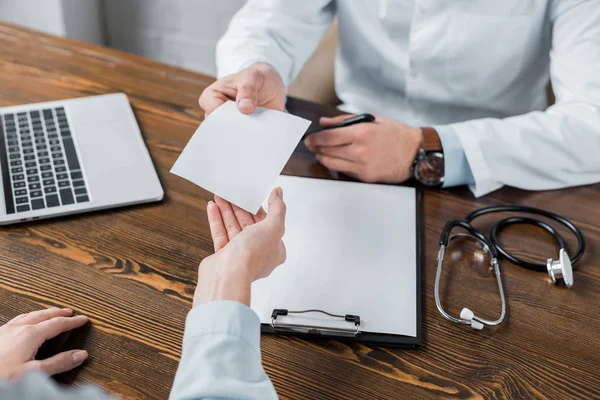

{"left": 0, "top": 301, "right": 276, "bottom": 400}
{"left": 170, "top": 301, "right": 277, "bottom": 399}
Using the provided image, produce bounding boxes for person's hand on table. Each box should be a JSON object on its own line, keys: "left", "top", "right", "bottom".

{"left": 304, "top": 114, "right": 424, "bottom": 183}
{"left": 199, "top": 62, "right": 286, "bottom": 117}
{"left": 194, "top": 188, "right": 287, "bottom": 307}
{"left": 0, "top": 308, "right": 89, "bottom": 380}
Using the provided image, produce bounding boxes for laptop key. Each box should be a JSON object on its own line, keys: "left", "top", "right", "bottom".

{"left": 43, "top": 179, "right": 55, "bottom": 186}
{"left": 14, "top": 182, "right": 25, "bottom": 188}
{"left": 42, "top": 172, "right": 53, "bottom": 178}
{"left": 39, "top": 158, "right": 50, "bottom": 164}
{"left": 56, "top": 173, "right": 68, "bottom": 180}
{"left": 28, "top": 176, "right": 40, "bottom": 183}
{"left": 72, "top": 180, "right": 85, "bottom": 187}
{"left": 46, "top": 194, "right": 60, "bottom": 207}
{"left": 55, "top": 166, "right": 67, "bottom": 173}
{"left": 15, "top": 197, "right": 28, "bottom": 204}
{"left": 74, "top": 188, "right": 87, "bottom": 195}
{"left": 24, "top": 155, "right": 35, "bottom": 161}
{"left": 45, "top": 186, "right": 57, "bottom": 194}
{"left": 25, "top": 162, "right": 37, "bottom": 168}
{"left": 30, "top": 190, "right": 43, "bottom": 198}
{"left": 40, "top": 165, "right": 51, "bottom": 171}
{"left": 29, "top": 183, "right": 41, "bottom": 190}
{"left": 31, "top": 199, "right": 45, "bottom": 210}
{"left": 9, "top": 160, "right": 22, "bottom": 166}
{"left": 59, "top": 188, "right": 74, "bottom": 205}
{"left": 11, "top": 167, "right": 23, "bottom": 173}
{"left": 76, "top": 195, "right": 89, "bottom": 203}
{"left": 71, "top": 171, "right": 82, "bottom": 180}
{"left": 58, "top": 181, "right": 70, "bottom": 188}
{"left": 13, "top": 174, "right": 24, "bottom": 181}
{"left": 61, "top": 138, "right": 80, "bottom": 170}
{"left": 26, "top": 169, "right": 38, "bottom": 175}
{"left": 14, "top": 189, "right": 27, "bottom": 196}
{"left": 54, "top": 160, "right": 65, "bottom": 166}
{"left": 38, "top": 151, "right": 49, "bottom": 157}
{"left": 16, "top": 205, "right": 30, "bottom": 212}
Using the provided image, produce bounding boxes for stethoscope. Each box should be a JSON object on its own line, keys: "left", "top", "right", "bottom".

{"left": 434, "top": 205, "right": 586, "bottom": 330}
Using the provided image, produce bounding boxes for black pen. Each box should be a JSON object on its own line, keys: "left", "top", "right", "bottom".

{"left": 302, "top": 113, "right": 375, "bottom": 140}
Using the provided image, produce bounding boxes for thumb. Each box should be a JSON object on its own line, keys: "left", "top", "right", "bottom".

{"left": 23, "top": 350, "right": 88, "bottom": 376}
{"left": 266, "top": 187, "right": 286, "bottom": 234}
{"left": 319, "top": 114, "right": 354, "bottom": 127}
{"left": 235, "top": 69, "right": 262, "bottom": 114}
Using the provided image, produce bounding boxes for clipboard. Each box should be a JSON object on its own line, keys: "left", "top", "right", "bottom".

{"left": 251, "top": 175, "right": 423, "bottom": 348}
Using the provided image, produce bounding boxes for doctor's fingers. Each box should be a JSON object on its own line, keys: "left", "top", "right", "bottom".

{"left": 312, "top": 144, "right": 364, "bottom": 163}
{"left": 319, "top": 114, "right": 354, "bottom": 127}
{"left": 207, "top": 201, "right": 229, "bottom": 252}
{"left": 214, "top": 196, "right": 242, "bottom": 240}
{"left": 304, "top": 128, "right": 356, "bottom": 149}
{"left": 235, "top": 68, "right": 263, "bottom": 114}
{"left": 315, "top": 154, "right": 361, "bottom": 177}
{"left": 199, "top": 81, "right": 237, "bottom": 116}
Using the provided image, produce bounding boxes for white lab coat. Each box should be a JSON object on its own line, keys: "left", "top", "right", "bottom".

{"left": 216, "top": 0, "right": 600, "bottom": 197}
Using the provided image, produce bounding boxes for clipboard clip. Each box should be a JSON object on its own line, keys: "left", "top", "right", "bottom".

{"left": 271, "top": 309, "right": 361, "bottom": 337}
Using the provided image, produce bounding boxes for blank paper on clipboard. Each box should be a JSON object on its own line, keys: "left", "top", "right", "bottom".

{"left": 250, "top": 175, "right": 418, "bottom": 338}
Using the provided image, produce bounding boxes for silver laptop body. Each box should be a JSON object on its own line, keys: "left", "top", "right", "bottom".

{"left": 0, "top": 93, "right": 163, "bottom": 225}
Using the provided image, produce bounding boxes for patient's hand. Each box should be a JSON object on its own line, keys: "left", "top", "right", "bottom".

{"left": 0, "top": 308, "right": 89, "bottom": 380}
{"left": 194, "top": 188, "right": 287, "bottom": 307}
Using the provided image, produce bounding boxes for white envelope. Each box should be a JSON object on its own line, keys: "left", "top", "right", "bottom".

{"left": 171, "top": 101, "right": 311, "bottom": 213}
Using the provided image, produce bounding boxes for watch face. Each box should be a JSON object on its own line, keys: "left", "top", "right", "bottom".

{"left": 416, "top": 152, "right": 444, "bottom": 186}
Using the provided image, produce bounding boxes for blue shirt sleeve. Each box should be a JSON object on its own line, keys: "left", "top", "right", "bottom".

{"left": 170, "top": 301, "right": 277, "bottom": 400}
{"left": 433, "top": 125, "right": 475, "bottom": 188}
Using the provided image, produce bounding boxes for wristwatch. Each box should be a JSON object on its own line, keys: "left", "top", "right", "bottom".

{"left": 412, "top": 128, "right": 445, "bottom": 187}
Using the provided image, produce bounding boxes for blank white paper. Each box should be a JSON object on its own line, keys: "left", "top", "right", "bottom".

{"left": 170, "top": 102, "right": 311, "bottom": 213}
{"left": 251, "top": 175, "right": 418, "bottom": 337}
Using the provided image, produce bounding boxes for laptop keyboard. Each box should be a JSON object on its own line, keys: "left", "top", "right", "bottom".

{"left": 0, "top": 106, "right": 89, "bottom": 214}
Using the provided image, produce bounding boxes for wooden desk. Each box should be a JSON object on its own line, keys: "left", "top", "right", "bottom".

{"left": 0, "top": 23, "right": 598, "bottom": 399}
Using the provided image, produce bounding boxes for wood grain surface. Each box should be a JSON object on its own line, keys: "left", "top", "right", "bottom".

{"left": 0, "top": 23, "right": 599, "bottom": 400}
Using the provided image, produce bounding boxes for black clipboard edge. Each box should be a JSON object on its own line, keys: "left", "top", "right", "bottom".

{"left": 260, "top": 178, "right": 423, "bottom": 348}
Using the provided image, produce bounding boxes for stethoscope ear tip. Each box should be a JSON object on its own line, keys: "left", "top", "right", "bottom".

{"left": 460, "top": 308, "right": 484, "bottom": 330}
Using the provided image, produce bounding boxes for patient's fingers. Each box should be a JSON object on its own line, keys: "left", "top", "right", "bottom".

{"left": 253, "top": 207, "right": 267, "bottom": 223}
{"left": 214, "top": 196, "right": 241, "bottom": 239}
{"left": 10, "top": 308, "right": 72, "bottom": 326}
{"left": 207, "top": 201, "right": 228, "bottom": 252}
{"left": 231, "top": 204, "right": 255, "bottom": 229}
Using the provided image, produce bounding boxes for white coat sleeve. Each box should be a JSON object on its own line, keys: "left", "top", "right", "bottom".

{"left": 441, "top": 0, "right": 600, "bottom": 197}
{"left": 216, "top": 0, "right": 336, "bottom": 86}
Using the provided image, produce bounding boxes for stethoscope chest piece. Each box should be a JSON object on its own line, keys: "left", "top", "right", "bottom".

{"left": 547, "top": 248, "right": 574, "bottom": 288}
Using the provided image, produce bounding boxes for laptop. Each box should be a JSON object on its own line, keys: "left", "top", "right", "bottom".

{"left": 0, "top": 93, "right": 163, "bottom": 225}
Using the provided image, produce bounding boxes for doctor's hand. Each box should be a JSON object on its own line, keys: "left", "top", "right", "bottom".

{"left": 304, "top": 114, "right": 423, "bottom": 183}
{"left": 0, "top": 308, "right": 89, "bottom": 380}
{"left": 194, "top": 188, "right": 287, "bottom": 307}
{"left": 199, "top": 62, "right": 286, "bottom": 117}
